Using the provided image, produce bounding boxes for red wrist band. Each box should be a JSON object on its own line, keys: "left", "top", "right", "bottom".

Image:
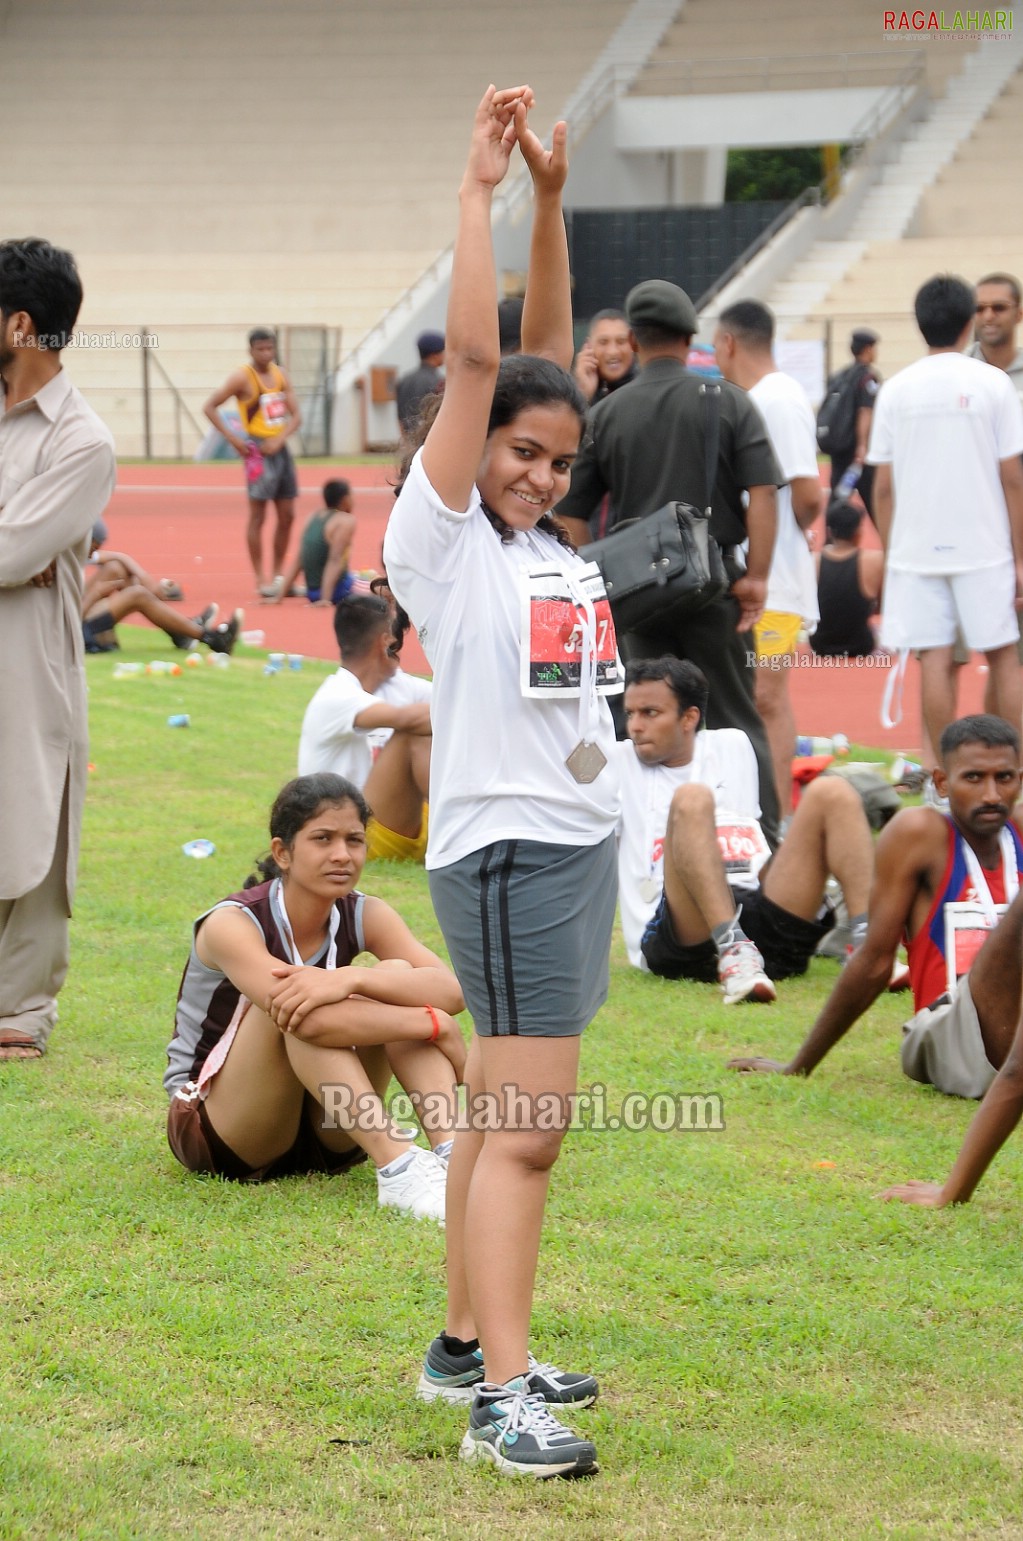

{"left": 425, "top": 1005, "right": 441, "bottom": 1042}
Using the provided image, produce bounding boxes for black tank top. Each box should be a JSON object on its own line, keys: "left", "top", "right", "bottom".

{"left": 811, "top": 552, "right": 876, "bottom": 657}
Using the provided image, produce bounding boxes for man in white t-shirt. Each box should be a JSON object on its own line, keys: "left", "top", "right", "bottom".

{"left": 714, "top": 300, "right": 824, "bottom": 813}
{"left": 298, "top": 593, "right": 432, "bottom": 861}
{"left": 869, "top": 274, "right": 1023, "bottom": 769}
{"left": 617, "top": 657, "right": 873, "bottom": 1003}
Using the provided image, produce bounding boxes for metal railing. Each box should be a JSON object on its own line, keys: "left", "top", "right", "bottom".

{"left": 140, "top": 338, "right": 204, "bottom": 459}
{"left": 695, "top": 55, "right": 927, "bottom": 311}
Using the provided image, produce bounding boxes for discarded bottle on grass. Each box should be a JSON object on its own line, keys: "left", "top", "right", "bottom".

{"left": 167, "top": 714, "right": 190, "bottom": 728}
{"left": 795, "top": 734, "right": 850, "bottom": 757}
{"left": 835, "top": 464, "right": 862, "bottom": 500}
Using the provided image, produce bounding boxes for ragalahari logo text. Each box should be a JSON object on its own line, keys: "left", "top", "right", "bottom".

{"left": 884, "top": 8, "right": 1012, "bottom": 32}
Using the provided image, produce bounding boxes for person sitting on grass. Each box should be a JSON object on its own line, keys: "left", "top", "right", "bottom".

{"left": 729, "top": 714, "right": 1023, "bottom": 1099}
{"left": 82, "top": 557, "right": 242, "bottom": 655}
{"left": 265, "top": 478, "right": 356, "bottom": 607}
{"left": 810, "top": 497, "right": 884, "bottom": 659}
{"left": 618, "top": 656, "right": 874, "bottom": 1004}
{"left": 164, "top": 773, "right": 466, "bottom": 1221}
{"left": 298, "top": 594, "right": 431, "bottom": 863}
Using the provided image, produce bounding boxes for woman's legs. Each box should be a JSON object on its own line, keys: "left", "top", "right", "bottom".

{"left": 202, "top": 1004, "right": 414, "bottom": 1170}
{"left": 443, "top": 1035, "right": 486, "bottom": 1339}
{"left": 455, "top": 1034, "right": 581, "bottom": 1385}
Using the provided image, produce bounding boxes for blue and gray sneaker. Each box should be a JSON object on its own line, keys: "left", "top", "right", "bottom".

{"left": 416, "top": 1335, "right": 598, "bottom": 1407}
{"left": 459, "top": 1377, "right": 598, "bottom": 1478}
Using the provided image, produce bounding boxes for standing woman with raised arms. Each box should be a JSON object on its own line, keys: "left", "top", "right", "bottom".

{"left": 384, "top": 86, "right": 621, "bottom": 1478}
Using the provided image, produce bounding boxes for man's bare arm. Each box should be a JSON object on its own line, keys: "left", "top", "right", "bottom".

{"left": 729, "top": 810, "right": 933, "bottom": 1076}
{"left": 882, "top": 1032, "right": 1023, "bottom": 1207}
{"left": 790, "top": 474, "right": 824, "bottom": 532}
{"left": 202, "top": 370, "right": 251, "bottom": 456}
{"left": 352, "top": 701, "right": 432, "bottom": 736}
{"left": 873, "top": 462, "right": 893, "bottom": 552}
{"left": 729, "top": 483, "right": 776, "bottom": 630}
{"left": 998, "top": 455, "right": 1023, "bottom": 604}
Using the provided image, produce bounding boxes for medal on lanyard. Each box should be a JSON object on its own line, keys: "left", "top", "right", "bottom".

{"left": 562, "top": 570, "right": 606, "bottom": 784}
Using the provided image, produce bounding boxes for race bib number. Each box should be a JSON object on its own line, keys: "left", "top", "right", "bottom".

{"left": 715, "top": 814, "right": 770, "bottom": 886}
{"left": 260, "top": 390, "right": 288, "bottom": 424}
{"left": 943, "top": 901, "right": 1005, "bottom": 994}
{"left": 519, "top": 562, "right": 621, "bottom": 697}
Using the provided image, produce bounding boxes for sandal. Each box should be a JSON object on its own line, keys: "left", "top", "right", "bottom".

{"left": 0, "top": 1034, "right": 43, "bottom": 1060}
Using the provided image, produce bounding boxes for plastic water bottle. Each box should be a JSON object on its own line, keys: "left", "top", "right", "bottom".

{"left": 795, "top": 734, "right": 850, "bottom": 756}
{"left": 167, "top": 714, "right": 190, "bottom": 728}
{"left": 835, "top": 464, "right": 862, "bottom": 500}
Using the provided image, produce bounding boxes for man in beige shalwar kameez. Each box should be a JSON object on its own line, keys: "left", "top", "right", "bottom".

{"left": 0, "top": 239, "right": 116, "bottom": 1058}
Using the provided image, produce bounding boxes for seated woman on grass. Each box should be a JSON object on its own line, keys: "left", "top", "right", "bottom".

{"left": 164, "top": 773, "right": 465, "bottom": 1221}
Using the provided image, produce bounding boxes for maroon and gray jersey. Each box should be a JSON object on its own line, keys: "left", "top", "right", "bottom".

{"left": 164, "top": 878, "right": 366, "bottom": 1095}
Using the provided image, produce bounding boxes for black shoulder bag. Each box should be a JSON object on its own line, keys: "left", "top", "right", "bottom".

{"left": 583, "top": 382, "right": 729, "bottom": 639}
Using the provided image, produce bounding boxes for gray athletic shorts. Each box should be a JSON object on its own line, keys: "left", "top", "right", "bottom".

{"left": 429, "top": 835, "right": 617, "bottom": 1037}
{"left": 247, "top": 442, "right": 297, "bottom": 502}
{"left": 900, "top": 974, "right": 997, "bottom": 1100}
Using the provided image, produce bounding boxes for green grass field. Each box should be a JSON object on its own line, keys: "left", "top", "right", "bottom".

{"left": 3, "top": 630, "right": 1022, "bottom": 1540}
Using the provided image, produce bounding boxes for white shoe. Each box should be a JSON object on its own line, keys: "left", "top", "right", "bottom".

{"left": 888, "top": 958, "right": 911, "bottom": 992}
{"left": 718, "top": 939, "right": 777, "bottom": 1005}
{"left": 377, "top": 1148, "right": 447, "bottom": 1224}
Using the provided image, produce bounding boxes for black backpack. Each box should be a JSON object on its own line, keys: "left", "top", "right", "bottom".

{"left": 816, "top": 364, "right": 863, "bottom": 455}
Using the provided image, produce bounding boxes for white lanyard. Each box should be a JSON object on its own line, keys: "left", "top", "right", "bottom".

{"left": 561, "top": 565, "right": 601, "bottom": 747}
{"left": 271, "top": 877, "right": 340, "bottom": 968}
{"left": 960, "top": 829, "right": 1019, "bottom": 928}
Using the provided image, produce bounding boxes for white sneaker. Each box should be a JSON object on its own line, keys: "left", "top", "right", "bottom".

{"left": 377, "top": 1148, "right": 447, "bottom": 1224}
{"left": 888, "top": 958, "right": 911, "bottom": 992}
{"left": 718, "top": 939, "right": 777, "bottom": 1005}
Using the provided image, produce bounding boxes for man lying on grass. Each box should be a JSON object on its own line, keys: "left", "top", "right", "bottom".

{"left": 617, "top": 657, "right": 874, "bottom": 1004}
{"left": 730, "top": 714, "right": 1023, "bottom": 1099}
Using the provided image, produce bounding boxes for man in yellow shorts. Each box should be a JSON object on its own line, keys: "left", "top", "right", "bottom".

{"left": 203, "top": 328, "right": 302, "bottom": 597}
{"left": 714, "top": 301, "right": 824, "bottom": 818}
{"left": 298, "top": 594, "right": 431, "bottom": 862}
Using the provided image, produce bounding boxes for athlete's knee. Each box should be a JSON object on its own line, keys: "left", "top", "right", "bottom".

{"left": 668, "top": 781, "right": 715, "bottom": 826}
{"left": 494, "top": 1124, "right": 567, "bottom": 1173}
{"left": 801, "top": 774, "right": 859, "bottom": 818}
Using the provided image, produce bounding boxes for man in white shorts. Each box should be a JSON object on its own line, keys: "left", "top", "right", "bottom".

{"left": 869, "top": 275, "right": 1023, "bottom": 767}
{"left": 617, "top": 656, "right": 873, "bottom": 1004}
{"left": 298, "top": 593, "right": 432, "bottom": 861}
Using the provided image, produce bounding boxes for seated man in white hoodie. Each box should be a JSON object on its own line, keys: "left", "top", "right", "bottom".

{"left": 617, "top": 657, "right": 873, "bottom": 1003}
{"left": 298, "top": 592, "right": 432, "bottom": 861}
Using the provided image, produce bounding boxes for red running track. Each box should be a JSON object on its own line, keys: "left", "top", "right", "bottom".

{"left": 107, "top": 463, "right": 987, "bottom": 754}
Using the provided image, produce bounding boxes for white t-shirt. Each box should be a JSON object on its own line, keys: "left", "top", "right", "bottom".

{"left": 383, "top": 451, "right": 621, "bottom": 870}
{"left": 867, "top": 351, "right": 1023, "bottom": 574}
{"left": 616, "top": 728, "right": 764, "bottom": 968}
{"left": 749, "top": 370, "right": 820, "bottom": 625}
{"left": 297, "top": 665, "right": 432, "bottom": 788}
